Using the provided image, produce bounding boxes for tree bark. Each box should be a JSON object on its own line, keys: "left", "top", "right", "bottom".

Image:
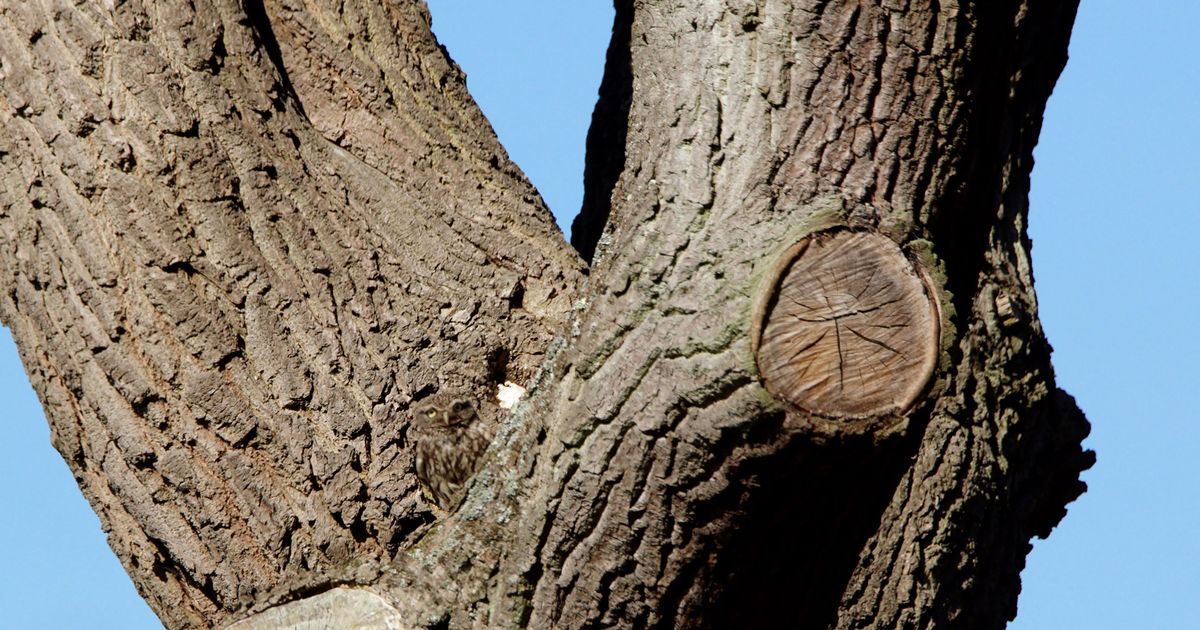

{"left": 0, "top": 1, "right": 1092, "bottom": 629}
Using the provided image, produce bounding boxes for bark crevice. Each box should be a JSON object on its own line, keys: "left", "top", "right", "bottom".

{"left": 708, "top": 431, "right": 920, "bottom": 629}
{"left": 242, "top": 0, "right": 303, "bottom": 119}
{"left": 571, "top": 0, "right": 633, "bottom": 264}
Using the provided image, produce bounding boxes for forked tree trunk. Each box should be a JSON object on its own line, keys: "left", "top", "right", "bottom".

{"left": 0, "top": 0, "right": 1091, "bottom": 628}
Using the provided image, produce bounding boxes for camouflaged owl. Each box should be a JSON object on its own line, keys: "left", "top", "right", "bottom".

{"left": 412, "top": 399, "right": 493, "bottom": 510}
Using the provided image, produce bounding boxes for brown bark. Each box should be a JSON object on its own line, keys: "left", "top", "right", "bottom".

{"left": 0, "top": 0, "right": 580, "bottom": 625}
{"left": 0, "top": 1, "right": 1091, "bottom": 629}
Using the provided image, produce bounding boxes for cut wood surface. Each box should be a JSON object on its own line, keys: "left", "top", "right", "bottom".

{"left": 756, "top": 230, "right": 939, "bottom": 418}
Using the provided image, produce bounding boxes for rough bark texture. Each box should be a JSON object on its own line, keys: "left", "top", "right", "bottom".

{"left": 0, "top": 0, "right": 581, "bottom": 626}
{"left": 0, "top": 1, "right": 1092, "bottom": 629}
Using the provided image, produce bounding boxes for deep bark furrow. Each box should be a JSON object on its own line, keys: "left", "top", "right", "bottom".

{"left": 571, "top": 0, "right": 633, "bottom": 263}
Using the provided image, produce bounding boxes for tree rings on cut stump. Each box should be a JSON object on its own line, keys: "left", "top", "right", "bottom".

{"left": 754, "top": 230, "right": 940, "bottom": 418}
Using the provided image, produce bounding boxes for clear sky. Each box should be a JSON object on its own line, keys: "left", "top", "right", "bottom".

{"left": 1, "top": 1, "right": 1194, "bottom": 627}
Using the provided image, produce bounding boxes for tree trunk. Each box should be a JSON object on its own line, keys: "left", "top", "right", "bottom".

{"left": 0, "top": 0, "right": 1091, "bottom": 628}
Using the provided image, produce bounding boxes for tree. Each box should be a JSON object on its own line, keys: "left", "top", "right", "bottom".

{"left": 0, "top": 0, "right": 1093, "bottom": 628}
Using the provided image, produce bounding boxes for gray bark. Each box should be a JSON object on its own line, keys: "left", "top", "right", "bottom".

{"left": 0, "top": 1, "right": 1091, "bottom": 629}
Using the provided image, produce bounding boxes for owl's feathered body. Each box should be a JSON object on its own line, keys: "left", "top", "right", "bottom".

{"left": 413, "top": 399, "right": 493, "bottom": 510}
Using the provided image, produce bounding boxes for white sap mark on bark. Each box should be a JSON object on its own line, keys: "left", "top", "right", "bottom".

{"left": 497, "top": 381, "right": 526, "bottom": 409}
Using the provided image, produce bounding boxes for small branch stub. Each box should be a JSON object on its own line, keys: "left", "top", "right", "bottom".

{"left": 754, "top": 230, "right": 940, "bottom": 419}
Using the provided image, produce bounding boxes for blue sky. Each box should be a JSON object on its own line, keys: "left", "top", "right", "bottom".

{"left": 1, "top": 2, "right": 1194, "bottom": 627}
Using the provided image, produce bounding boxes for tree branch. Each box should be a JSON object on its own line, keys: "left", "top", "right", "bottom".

{"left": 0, "top": 0, "right": 580, "bottom": 626}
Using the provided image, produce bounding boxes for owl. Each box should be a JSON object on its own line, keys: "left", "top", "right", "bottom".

{"left": 412, "top": 399, "right": 493, "bottom": 510}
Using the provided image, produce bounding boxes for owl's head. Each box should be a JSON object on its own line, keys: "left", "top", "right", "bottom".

{"left": 414, "top": 404, "right": 447, "bottom": 428}
{"left": 447, "top": 399, "right": 479, "bottom": 425}
{"left": 413, "top": 399, "right": 478, "bottom": 429}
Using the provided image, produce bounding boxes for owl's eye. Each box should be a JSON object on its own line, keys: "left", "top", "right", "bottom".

{"left": 426, "top": 409, "right": 438, "bottom": 419}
